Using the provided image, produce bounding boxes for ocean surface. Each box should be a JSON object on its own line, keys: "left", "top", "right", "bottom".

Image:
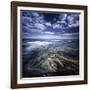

{"left": 21, "top": 38, "right": 79, "bottom": 78}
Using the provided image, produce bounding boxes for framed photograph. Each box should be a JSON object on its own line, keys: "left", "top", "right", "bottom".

{"left": 11, "top": 1, "right": 88, "bottom": 89}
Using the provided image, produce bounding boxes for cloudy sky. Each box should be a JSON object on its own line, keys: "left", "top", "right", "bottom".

{"left": 21, "top": 10, "right": 80, "bottom": 39}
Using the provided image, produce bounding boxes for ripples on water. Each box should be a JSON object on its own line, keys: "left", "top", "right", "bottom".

{"left": 22, "top": 39, "right": 79, "bottom": 77}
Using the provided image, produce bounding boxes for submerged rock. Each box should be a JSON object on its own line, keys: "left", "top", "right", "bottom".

{"left": 23, "top": 53, "right": 65, "bottom": 77}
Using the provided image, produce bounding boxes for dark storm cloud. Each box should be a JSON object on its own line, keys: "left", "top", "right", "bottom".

{"left": 21, "top": 11, "right": 80, "bottom": 39}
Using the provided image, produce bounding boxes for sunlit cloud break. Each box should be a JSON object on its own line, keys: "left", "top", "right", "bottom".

{"left": 41, "top": 31, "right": 55, "bottom": 35}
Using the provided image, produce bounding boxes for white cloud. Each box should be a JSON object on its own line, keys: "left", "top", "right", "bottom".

{"left": 32, "top": 12, "right": 40, "bottom": 17}
{"left": 67, "top": 14, "right": 79, "bottom": 28}
{"left": 22, "top": 16, "right": 33, "bottom": 22}
{"left": 35, "top": 23, "right": 46, "bottom": 30}
{"left": 53, "top": 21, "right": 67, "bottom": 29}
{"left": 53, "top": 24, "right": 60, "bottom": 29}
{"left": 59, "top": 14, "right": 67, "bottom": 21}
{"left": 53, "top": 19, "right": 79, "bottom": 29}
{"left": 27, "top": 29, "right": 43, "bottom": 32}
{"left": 22, "top": 13, "right": 46, "bottom": 32}
{"left": 41, "top": 31, "right": 54, "bottom": 35}
{"left": 35, "top": 15, "right": 45, "bottom": 23}
{"left": 45, "top": 22, "right": 52, "bottom": 27}
{"left": 26, "top": 23, "right": 34, "bottom": 28}
{"left": 62, "top": 32, "right": 79, "bottom": 36}
{"left": 68, "top": 20, "right": 79, "bottom": 28}
{"left": 59, "top": 21, "right": 67, "bottom": 25}
{"left": 67, "top": 15, "right": 73, "bottom": 24}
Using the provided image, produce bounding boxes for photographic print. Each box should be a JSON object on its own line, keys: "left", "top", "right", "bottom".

{"left": 21, "top": 11, "right": 80, "bottom": 78}
{"left": 11, "top": 1, "right": 87, "bottom": 89}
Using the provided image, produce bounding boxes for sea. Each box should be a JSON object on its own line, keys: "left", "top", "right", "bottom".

{"left": 21, "top": 38, "right": 79, "bottom": 77}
